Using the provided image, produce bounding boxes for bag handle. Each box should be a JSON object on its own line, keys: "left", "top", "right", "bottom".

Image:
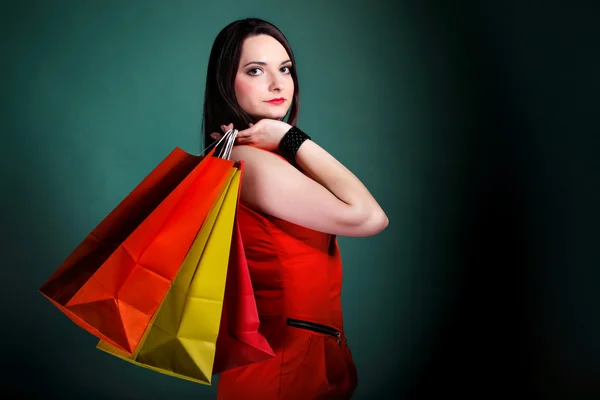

{"left": 200, "top": 129, "right": 239, "bottom": 160}
{"left": 220, "top": 128, "right": 238, "bottom": 160}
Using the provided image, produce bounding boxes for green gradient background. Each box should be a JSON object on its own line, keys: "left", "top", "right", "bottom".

{"left": 1, "top": 0, "right": 599, "bottom": 399}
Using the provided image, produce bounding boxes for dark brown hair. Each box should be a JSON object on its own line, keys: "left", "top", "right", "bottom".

{"left": 202, "top": 18, "right": 300, "bottom": 151}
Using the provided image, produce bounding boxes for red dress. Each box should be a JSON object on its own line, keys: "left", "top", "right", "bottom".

{"left": 217, "top": 160, "right": 358, "bottom": 399}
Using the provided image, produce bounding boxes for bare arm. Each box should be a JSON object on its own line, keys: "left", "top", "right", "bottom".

{"left": 230, "top": 140, "right": 388, "bottom": 237}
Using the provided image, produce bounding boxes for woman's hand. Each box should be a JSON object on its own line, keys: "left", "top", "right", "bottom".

{"left": 211, "top": 119, "right": 292, "bottom": 151}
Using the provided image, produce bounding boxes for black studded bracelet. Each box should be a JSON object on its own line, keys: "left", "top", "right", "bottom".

{"left": 278, "top": 126, "right": 311, "bottom": 165}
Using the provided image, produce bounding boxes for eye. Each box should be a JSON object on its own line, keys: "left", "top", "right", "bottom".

{"left": 247, "top": 68, "right": 263, "bottom": 76}
{"left": 281, "top": 65, "right": 292, "bottom": 74}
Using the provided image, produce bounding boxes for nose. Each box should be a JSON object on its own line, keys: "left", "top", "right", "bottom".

{"left": 269, "top": 73, "right": 284, "bottom": 93}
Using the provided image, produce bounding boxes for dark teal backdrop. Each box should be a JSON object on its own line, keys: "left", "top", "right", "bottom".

{"left": 1, "top": 0, "right": 599, "bottom": 399}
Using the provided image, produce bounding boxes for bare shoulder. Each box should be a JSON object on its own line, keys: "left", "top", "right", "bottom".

{"left": 230, "top": 145, "right": 283, "bottom": 164}
{"left": 229, "top": 145, "right": 309, "bottom": 197}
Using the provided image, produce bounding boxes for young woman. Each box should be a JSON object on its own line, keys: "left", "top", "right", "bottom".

{"left": 204, "top": 18, "right": 389, "bottom": 399}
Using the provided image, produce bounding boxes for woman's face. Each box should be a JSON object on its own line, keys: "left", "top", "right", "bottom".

{"left": 234, "top": 34, "right": 294, "bottom": 121}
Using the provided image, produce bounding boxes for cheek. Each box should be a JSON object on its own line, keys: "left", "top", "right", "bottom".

{"left": 234, "top": 77, "right": 257, "bottom": 107}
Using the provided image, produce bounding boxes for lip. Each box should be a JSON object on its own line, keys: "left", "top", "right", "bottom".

{"left": 266, "top": 98, "right": 285, "bottom": 105}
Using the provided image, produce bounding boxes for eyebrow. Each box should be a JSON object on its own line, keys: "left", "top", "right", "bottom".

{"left": 243, "top": 59, "right": 292, "bottom": 67}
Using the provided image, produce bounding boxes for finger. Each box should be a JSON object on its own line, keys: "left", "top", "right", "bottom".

{"left": 237, "top": 125, "right": 254, "bottom": 138}
{"left": 221, "top": 123, "right": 235, "bottom": 133}
{"left": 236, "top": 133, "right": 250, "bottom": 143}
{"left": 235, "top": 131, "right": 250, "bottom": 141}
{"left": 248, "top": 123, "right": 254, "bottom": 127}
{"left": 211, "top": 133, "right": 221, "bottom": 140}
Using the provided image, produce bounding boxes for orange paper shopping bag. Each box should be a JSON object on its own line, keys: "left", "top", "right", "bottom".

{"left": 40, "top": 147, "right": 236, "bottom": 354}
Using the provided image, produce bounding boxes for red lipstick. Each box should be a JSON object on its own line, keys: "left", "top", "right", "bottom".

{"left": 266, "top": 98, "right": 285, "bottom": 105}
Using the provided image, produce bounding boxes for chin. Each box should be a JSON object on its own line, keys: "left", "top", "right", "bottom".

{"left": 253, "top": 111, "right": 288, "bottom": 120}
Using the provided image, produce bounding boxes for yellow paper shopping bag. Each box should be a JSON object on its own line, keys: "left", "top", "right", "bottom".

{"left": 97, "top": 165, "right": 241, "bottom": 385}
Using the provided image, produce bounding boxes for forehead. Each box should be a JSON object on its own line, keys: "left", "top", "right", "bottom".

{"left": 239, "top": 34, "right": 290, "bottom": 63}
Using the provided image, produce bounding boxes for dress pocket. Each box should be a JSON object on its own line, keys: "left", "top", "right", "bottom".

{"left": 322, "top": 336, "right": 350, "bottom": 387}
{"left": 281, "top": 330, "right": 315, "bottom": 375}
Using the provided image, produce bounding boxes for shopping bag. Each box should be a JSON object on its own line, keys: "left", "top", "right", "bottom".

{"left": 38, "top": 148, "right": 200, "bottom": 316}
{"left": 212, "top": 202, "right": 275, "bottom": 374}
{"left": 39, "top": 147, "right": 234, "bottom": 354}
{"left": 97, "top": 164, "right": 242, "bottom": 385}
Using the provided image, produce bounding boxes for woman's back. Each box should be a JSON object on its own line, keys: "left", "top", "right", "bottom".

{"left": 238, "top": 200, "right": 345, "bottom": 334}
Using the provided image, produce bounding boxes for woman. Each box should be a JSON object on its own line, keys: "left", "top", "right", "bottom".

{"left": 204, "top": 18, "right": 388, "bottom": 399}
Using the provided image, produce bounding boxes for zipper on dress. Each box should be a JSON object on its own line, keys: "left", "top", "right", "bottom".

{"left": 286, "top": 318, "right": 342, "bottom": 346}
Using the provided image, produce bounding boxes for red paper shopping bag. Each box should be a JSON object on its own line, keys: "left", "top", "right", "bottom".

{"left": 40, "top": 147, "right": 236, "bottom": 354}
{"left": 39, "top": 148, "right": 198, "bottom": 304}
{"left": 213, "top": 174, "right": 275, "bottom": 374}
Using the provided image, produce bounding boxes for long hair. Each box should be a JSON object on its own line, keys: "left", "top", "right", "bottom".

{"left": 202, "top": 18, "right": 300, "bottom": 152}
